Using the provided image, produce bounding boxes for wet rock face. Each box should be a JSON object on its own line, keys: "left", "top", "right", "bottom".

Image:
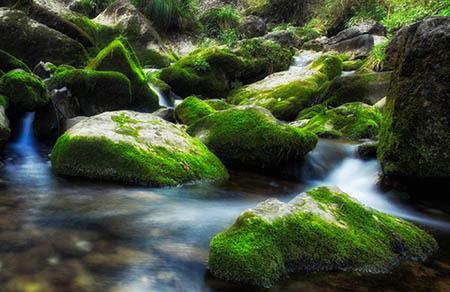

{"left": 0, "top": 8, "right": 87, "bottom": 67}
{"left": 378, "top": 17, "right": 450, "bottom": 179}
{"left": 208, "top": 186, "right": 438, "bottom": 287}
{"left": 0, "top": 105, "right": 10, "bottom": 148}
{"left": 51, "top": 110, "right": 229, "bottom": 186}
{"left": 327, "top": 21, "right": 387, "bottom": 45}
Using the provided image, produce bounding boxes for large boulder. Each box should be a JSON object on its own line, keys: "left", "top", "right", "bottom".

{"left": 86, "top": 39, "right": 159, "bottom": 112}
{"left": 295, "top": 102, "right": 382, "bottom": 140}
{"left": 48, "top": 69, "right": 132, "bottom": 116}
{"left": 241, "top": 0, "right": 312, "bottom": 26}
{"left": 321, "top": 71, "right": 391, "bottom": 107}
{"left": 187, "top": 106, "right": 317, "bottom": 168}
{"left": 208, "top": 186, "right": 437, "bottom": 287}
{"left": 51, "top": 111, "right": 229, "bottom": 186}
{"left": 0, "top": 69, "right": 48, "bottom": 111}
{"left": 239, "top": 15, "right": 266, "bottom": 38}
{"left": 378, "top": 17, "right": 450, "bottom": 180}
{"left": 0, "top": 8, "right": 87, "bottom": 67}
{"left": 228, "top": 52, "right": 342, "bottom": 121}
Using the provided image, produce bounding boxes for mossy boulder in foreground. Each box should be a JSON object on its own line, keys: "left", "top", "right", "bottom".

{"left": 51, "top": 111, "right": 228, "bottom": 186}
{"left": 174, "top": 96, "right": 216, "bottom": 126}
{"left": 0, "top": 49, "right": 30, "bottom": 73}
{"left": 86, "top": 39, "right": 159, "bottom": 112}
{"left": 0, "top": 69, "right": 48, "bottom": 111}
{"left": 187, "top": 106, "right": 317, "bottom": 168}
{"left": 378, "top": 17, "right": 450, "bottom": 179}
{"left": 296, "top": 102, "right": 382, "bottom": 140}
{"left": 209, "top": 186, "right": 437, "bottom": 287}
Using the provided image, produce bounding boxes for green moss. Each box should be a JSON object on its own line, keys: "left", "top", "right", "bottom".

{"left": 48, "top": 69, "right": 132, "bottom": 116}
{"left": 200, "top": 5, "right": 240, "bottom": 37}
{"left": 68, "top": 16, "right": 117, "bottom": 49}
{"left": 187, "top": 106, "right": 317, "bottom": 168}
{"left": 204, "top": 99, "right": 232, "bottom": 110}
{"left": 209, "top": 186, "right": 437, "bottom": 287}
{"left": 0, "top": 69, "right": 48, "bottom": 111}
{"left": 309, "top": 54, "right": 343, "bottom": 80}
{"left": 86, "top": 38, "right": 159, "bottom": 111}
{"left": 0, "top": 49, "right": 31, "bottom": 73}
{"left": 175, "top": 96, "right": 216, "bottom": 125}
{"left": 299, "top": 102, "right": 382, "bottom": 140}
{"left": 342, "top": 59, "right": 364, "bottom": 71}
{"left": 140, "top": 48, "right": 171, "bottom": 68}
{"left": 0, "top": 94, "right": 7, "bottom": 107}
{"left": 296, "top": 103, "right": 327, "bottom": 120}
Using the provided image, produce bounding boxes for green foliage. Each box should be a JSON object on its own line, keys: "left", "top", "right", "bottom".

{"left": 0, "top": 69, "right": 48, "bottom": 111}
{"left": 175, "top": 96, "right": 216, "bottom": 125}
{"left": 209, "top": 186, "right": 437, "bottom": 286}
{"left": 272, "top": 23, "right": 321, "bottom": 43}
{"left": 68, "top": 16, "right": 117, "bottom": 49}
{"left": 362, "top": 40, "right": 389, "bottom": 71}
{"left": 187, "top": 106, "right": 318, "bottom": 168}
{"left": 133, "top": 0, "right": 199, "bottom": 31}
{"left": 200, "top": 6, "right": 240, "bottom": 37}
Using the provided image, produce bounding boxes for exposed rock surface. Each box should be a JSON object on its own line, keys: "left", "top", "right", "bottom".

{"left": 239, "top": 15, "right": 266, "bottom": 38}
{"left": 51, "top": 110, "right": 229, "bottom": 186}
{"left": 378, "top": 17, "right": 450, "bottom": 179}
{"left": 209, "top": 186, "right": 438, "bottom": 287}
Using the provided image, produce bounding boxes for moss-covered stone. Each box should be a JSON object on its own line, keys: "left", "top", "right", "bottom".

{"left": 86, "top": 38, "right": 159, "bottom": 111}
{"left": 51, "top": 111, "right": 229, "bottom": 186}
{"left": 140, "top": 48, "right": 171, "bottom": 69}
{"left": 357, "top": 140, "right": 378, "bottom": 160}
{"left": 48, "top": 69, "right": 132, "bottom": 116}
{"left": 209, "top": 186, "right": 437, "bottom": 287}
{"left": 174, "top": 96, "right": 216, "bottom": 126}
{"left": 0, "top": 49, "right": 30, "bottom": 73}
{"left": 187, "top": 106, "right": 317, "bottom": 168}
{"left": 342, "top": 59, "right": 364, "bottom": 71}
{"left": 297, "top": 102, "right": 382, "bottom": 140}
{"left": 204, "top": 99, "right": 232, "bottom": 110}
{"left": 321, "top": 71, "right": 391, "bottom": 107}
{"left": 159, "top": 39, "right": 293, "bottom": 99}
{"left": 228, "top": 53, "right": 341, "bottom": 121}
{"left": 0, "top": 8, "right": 87, "bottom": 67}
{"left": 0, "top": 105, "right": 10, "bottom": 148}
{"left": 378, "top": 17, "right": 450, "bottom": 179}
{"left": 0, "top": 69, "right": 48, "bottom": 111}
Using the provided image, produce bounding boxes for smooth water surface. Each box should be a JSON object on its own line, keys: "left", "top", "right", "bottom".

{"left": 0, "top": 114, "right": 449, "bottom": 291}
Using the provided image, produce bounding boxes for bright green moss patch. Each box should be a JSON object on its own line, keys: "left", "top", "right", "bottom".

{"left": 175, "top": 96, "right": 216, "bottom": 126}
{"left": 204, "top": 99, "right": 232, "bottom": 110}
{"left": 343, "top": 59, "right": 364, "bottom": 71}
{"left": 0, "top": 69, "right": 48, "bottom": 111}
{"left": 298, "top": 102, "right": 382, "bottom": 140}
{"left": 209, "top": 186, "right": 437, "bottom": 287}
{"left": 0, "top": 49, "right": 30, "bottom": 73}
{"left": 51, "top": 111, "right": 229, "bottom": 186}
{"left": 48, "top": 68, "right": 132, "bottom": 116}
{"left": 86, "top": 38, "right": 159, "bottom": 111}
{"left": 187, "top": 106, "right": 317, "bottom": 168}
{"left": 309, "top": 54, "right": 343, "bottom": 80}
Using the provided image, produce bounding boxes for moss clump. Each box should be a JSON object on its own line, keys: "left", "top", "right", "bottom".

{"left": 343, "top": 59, "right": 364, "bottom": 71}
{"left": 0, "top": 49, "right": 30, "bottom": 73}
{"left": 86, "top": 38, "right": 159, "bottom": 111}
{"left": 298, "top": 102, "right": 382, "bottom": 140}
{"left": 51, "top": 111, "right": 229, "bottom": 186}
{"left": 0, "top": 69, "right": 48, "bottom": 111}
{"left": 48, "top": 69, "right": 132, "bottom": 116}
{"left": 309, "top": 54, "right": 343, "bottom": 80}
{"left": 174, "top": 96, "right": 216, "bottom": 126}
{"left": 204, "top": 99, "right": 232, "bottom": 110}
{"left": 187, "top": 106, "right": 317, "bottom": 168}
{"left": 140, "top": 48, "right": 171, "bottom": 69}
{"left": 209, "top": 186, "right": 437, "bottom": 287}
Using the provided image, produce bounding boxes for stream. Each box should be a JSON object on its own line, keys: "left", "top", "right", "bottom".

{"left": 0, "top": 113, "right": 449, "bottom": 291}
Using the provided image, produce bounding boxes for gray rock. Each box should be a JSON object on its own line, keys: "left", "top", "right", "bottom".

{"left": 264, "top": 30, "right": 299, "bottom": 47}
{"left": 239, "top": 15, "right": 266, "bottom": 38}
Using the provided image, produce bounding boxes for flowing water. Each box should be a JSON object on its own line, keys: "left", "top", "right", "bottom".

{"left": 0, "top": 113, "right": 449, "bottom": 291}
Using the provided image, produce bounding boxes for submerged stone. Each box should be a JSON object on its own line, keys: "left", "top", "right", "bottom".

{"left": 51, "top": 110, "right": 228, "bottom": 186}
{"left": 208, "top": 186, "right": 437, "bottom": 287}
{"left": 187, "top": 105, "right": 317, "bottom": 168}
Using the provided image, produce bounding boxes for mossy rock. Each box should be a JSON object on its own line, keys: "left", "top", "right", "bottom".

{"left": 209, "top": 186, "right": 437, "bottom": 287}
{"left": 0, "top": 8, "right": 87, "bottom": 67}
{"left": 309, "top": 54, "right": 343, "bottom": 80}
{"left": 139, "top": 48, "right": 171, "bottom": 69}
{"left": 342, "top": 59, "right": 364, "bottom": 71}
{"left": 0, "top": 49, "right": 30, "bottom": 73}
{"left": 48, "top": 69, "right": 132, "bottom": 116}
{"left": 357, "top": 140, "right": 378, "bottom": 160}
{"left": 378, "top": 17, "right": 450, "bottom": 179}
{"left": 86, "top": 38, "right": 159, "bottom": 112}
{"left": 298, "top": 102, "right": 382, "bottom": 140}
{"left": 321, "top": 72, "right": 391, "bottom": 107}
{"left": 0, "top": 69, "right": 48, "bottom": 111}
{"left": 187, "top": 106, "right": 317, "bottom": 168}
{"left": 0, "top": 105, "right": 10, "bottom": 148}
{"left": 174, "top": 96, "right": 216, "bottom": 126}
{"left": 51, "top": 111, "right": 229, "bottom": 186}
{"left": 160, "top": 40, "right": 293, "bottom": 99}
{"left": 204, "top": 99, "right": 232, "bottom": 110}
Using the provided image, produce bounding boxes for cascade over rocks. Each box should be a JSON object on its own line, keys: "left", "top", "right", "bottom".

{"left": 208, "top": 186, "right": 437, "bottom": 287}
{"left": 378, "top": 16, "right": 450, "bottom": 180}
{"left": 0, "top": 8, "right": 87, "bottom": 67}
{"left": 51, "top": 110, "right": 229, "bottom": 186}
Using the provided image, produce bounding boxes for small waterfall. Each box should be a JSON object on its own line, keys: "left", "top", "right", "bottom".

{"left": 10, "top": 112, "right": 37, "bottom": 155}
{"left": 290, "top": 51, "right": 323, "bottom": 69}
{"left": 144, "top": 68, "right": 174, "bottom": 108}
